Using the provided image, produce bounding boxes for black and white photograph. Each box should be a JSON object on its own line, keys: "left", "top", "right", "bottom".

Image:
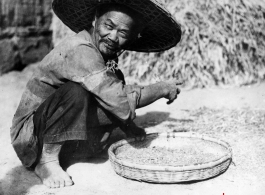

{"left": 0, "top": 0, "right": 264, "bottom": 194}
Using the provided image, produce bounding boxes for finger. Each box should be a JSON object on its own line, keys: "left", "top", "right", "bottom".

{"left": 54, "top": 180, "right": 60, "bottom": 188}
{"left": 175, "top": 80, "right": 184, "bottom": 85}
{"left": 135, "top": 136, "right": 141, "bottom": 141}
{"left": 167, "top": 99, "right": 174, "bottom": 104}
{"left": 135, "top": 135, "right": 145, "bottom": 142}
{"left": 169, "top": 90, "right": 177, "bottom": 100}
{"left": 43, "top": 179, "right": 51, "bottom": 188}
{"left": 58, "top": 178, "right": 65, "bottom": 188}
{"left": 50, "top": 180, "right": 56, "bottom": 188}
{"left": 141, "top": 135, "right": 146, "bottom": 141}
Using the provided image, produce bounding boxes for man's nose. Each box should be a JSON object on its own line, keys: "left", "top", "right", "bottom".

{"left": 108, "top": 30, "right": 118, "bottom": 43}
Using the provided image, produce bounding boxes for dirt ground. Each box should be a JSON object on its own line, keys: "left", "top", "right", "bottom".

{"left": 0, "top": 64, "right": 264, "bottom": 195}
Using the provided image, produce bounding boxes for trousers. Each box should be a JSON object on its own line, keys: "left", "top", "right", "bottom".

{"left": 32, "top": 81, "right": 120, "bottom": 166}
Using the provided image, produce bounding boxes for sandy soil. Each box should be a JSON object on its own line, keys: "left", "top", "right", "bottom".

{"left": 0, "top": 64, "right": 264, "bottom": 195}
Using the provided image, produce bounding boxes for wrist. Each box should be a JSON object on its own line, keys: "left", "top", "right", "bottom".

{"left": 157, "top": 81, "right": 168, "bottom": 97}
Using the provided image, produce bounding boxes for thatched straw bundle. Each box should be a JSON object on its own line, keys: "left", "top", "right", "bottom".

{"left": 120, "top": 0, "right": 265, "bottom": 88}
{"left": 51, "top": 0, "right": 265, "bottom": 88}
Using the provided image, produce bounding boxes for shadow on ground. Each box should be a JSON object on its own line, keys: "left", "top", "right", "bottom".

{"left": 61, "top": 112, "right": 181, "bottom": 168}
{"left": 0, "top": 166, "right": 41, "bottom": 195}
{"left": 0, "top": 153, "right": 112, "bottom": 195}
{"left": 0, "top": 111, "right": 195, "bottom": 195}
{"left": 135, "top": 111, "right": 179, "bottom": 128}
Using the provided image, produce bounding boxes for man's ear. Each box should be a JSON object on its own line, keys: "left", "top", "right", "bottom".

{"left": 92, "top": 15, "right": 97, "bottom": 27}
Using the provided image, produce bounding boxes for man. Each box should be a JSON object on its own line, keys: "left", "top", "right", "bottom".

{"left": 11, "top": 0, "right": 182, "bottom": 189}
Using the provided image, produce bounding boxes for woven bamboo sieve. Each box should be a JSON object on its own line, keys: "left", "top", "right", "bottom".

{"left": 108, "top": 132, "right": 232, "bottom": 183}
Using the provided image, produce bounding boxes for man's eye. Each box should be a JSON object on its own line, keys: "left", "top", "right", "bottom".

{"left": 105, "top": 24, "right": 113, "bottom": 30}
{"left": 119, "top": 31, "right": 129, "bottom": 39}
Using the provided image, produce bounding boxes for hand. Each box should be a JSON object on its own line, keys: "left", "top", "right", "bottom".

{"left": 163, "top": 79, "right": 183, "bottom": 104}
{"left": 124, "top": 122, "right": 146, "bottom": 141}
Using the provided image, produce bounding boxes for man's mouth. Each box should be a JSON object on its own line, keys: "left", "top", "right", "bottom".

{"left": 103, "top": 41, "right": 118, "bottom": 51}
{"left": 105, "top": 43, "right": 115, "bottom": 50}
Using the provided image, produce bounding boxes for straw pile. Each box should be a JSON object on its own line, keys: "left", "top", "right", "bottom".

{"left": 120, "top": 0, "right": 265, "bottom": 88}
{"left": 51, "top": 0, "right": 265, "bottom": 88}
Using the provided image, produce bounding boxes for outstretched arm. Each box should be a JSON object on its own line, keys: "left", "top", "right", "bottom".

{"left": 137, "top": 79, "right": 183, "bottom": 108}
{"left": 120, "top": 79, "right": 182, "bottom": 140}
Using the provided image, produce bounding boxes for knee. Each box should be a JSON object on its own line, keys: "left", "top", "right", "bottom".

{"left": 63, "top": 82, "right": 93, "bottom": 107}
{"left": 65, "top": 82, "right": 86, "bottom": 95}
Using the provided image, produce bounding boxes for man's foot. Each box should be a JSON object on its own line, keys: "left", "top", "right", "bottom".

{"left": 35, "top": 161, "right": 73, "bottom": 188}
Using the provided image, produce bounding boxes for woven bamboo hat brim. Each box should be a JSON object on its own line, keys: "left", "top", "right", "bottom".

{"left": 52, "top": 0, "right": 182, "bottom": 52}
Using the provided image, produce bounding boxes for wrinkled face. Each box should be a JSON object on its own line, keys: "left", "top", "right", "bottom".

{"left": 92, "top": 9, "right": 140, "bottom": 60}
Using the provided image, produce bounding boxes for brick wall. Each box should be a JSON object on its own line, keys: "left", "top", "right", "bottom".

{"left": 0, "top": 0, "right": 53, "bottom": 74}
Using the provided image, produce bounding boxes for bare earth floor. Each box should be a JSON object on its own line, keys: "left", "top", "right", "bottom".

{"left": 0, "top": 64, "right": 264, "bottom": 195}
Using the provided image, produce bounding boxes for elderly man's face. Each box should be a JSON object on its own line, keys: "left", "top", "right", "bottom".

{"left": 92, "top": 9, "right": 140, "bottom": 60}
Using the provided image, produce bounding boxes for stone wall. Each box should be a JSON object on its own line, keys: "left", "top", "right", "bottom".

{"left": 0, "top": 0, "right": 53, "bottom": 74}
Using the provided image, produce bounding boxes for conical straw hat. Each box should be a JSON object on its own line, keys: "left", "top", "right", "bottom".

{"left": 52, "top": 0, "right": 182, "bottom": 52}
